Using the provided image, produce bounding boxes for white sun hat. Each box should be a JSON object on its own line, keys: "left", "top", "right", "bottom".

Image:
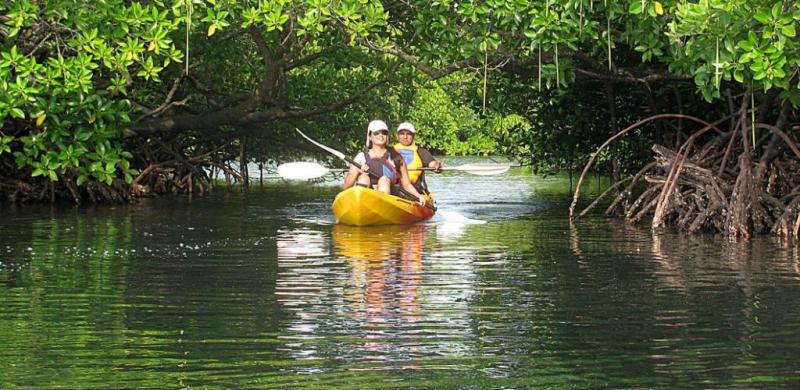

{"left": 397, "top": 122, "right": 416, "bottom": 133}
{"left": 368, "top": 120, "right": 389, "bottom": 133}
{"left": 366, "top": 119, "right": 389, "bottom": 147}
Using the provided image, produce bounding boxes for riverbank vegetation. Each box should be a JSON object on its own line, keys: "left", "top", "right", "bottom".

{"left": 2, "top": 1, "right": 800, "bottom": 239}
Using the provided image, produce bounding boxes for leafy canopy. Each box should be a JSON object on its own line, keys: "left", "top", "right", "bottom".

{"left": 2, "top": 0, "right": 799, "bottom": 190}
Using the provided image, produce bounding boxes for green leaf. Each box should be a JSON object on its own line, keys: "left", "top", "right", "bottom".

{"left": 737, "top": 40, "right": 753, "bottom": 51}
{"left": 76, "top": 131, "right": 92, "bottom": 142}
{"left": 524, "top": 29, "right": 536, "bottom": 39}
{"left": 755, "top": 9, "right": 771, "bottom": 24}
{"left": 629, "top": 1, "right": 643, "bottom": 14}
{"left": 77, "top": 175, "right": 88, "bottom": 186}
{"left": 733, "top": 69, "right": 744, "bottom": 83}
{"left": 771, "top": 3, "right": 782, "bottom": 19}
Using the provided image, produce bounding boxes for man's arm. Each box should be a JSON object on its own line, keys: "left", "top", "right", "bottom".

{"left": 418, "top": 147, "right": 442, "bottom": 171}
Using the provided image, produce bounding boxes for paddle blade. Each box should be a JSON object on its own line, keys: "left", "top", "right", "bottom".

{"left": 276, "top": 162, "right": 331, "bottom": 180}
{"left": 454, "top": 163, "right": 511, "bottom": 175}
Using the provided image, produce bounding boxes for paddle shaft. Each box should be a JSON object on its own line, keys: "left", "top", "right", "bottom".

{"left": 407, "top": 164, "right": 510, "bottom": 175}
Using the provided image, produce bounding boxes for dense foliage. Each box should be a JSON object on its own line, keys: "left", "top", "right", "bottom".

{"left": 1, "top": 0, "right": 799, "bottom": 208}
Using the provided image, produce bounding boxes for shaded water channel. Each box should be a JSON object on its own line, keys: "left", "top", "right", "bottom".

{"left": 2, "top": 166, "right": 800, "bottom": 388}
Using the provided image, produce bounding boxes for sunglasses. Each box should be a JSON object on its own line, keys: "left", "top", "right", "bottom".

{"left": 370, "top": 130, "right": 389, "bottom": 136}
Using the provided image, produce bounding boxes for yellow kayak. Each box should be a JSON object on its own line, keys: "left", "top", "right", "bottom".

{"left": 332, "top": 186, "right": 435, "bottom": 226}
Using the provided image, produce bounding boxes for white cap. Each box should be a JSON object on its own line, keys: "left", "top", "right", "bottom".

{"left": 366, "top": 119, "right": 388, "bottom": 147}
{"left": 367, "top": 120, "right": 388, "bottom": 133}
{"left": 397, "top": 122, "right": 416, "bottom": 133}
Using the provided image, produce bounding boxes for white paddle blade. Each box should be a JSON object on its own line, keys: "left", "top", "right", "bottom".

{"left": 454, "top": 164, "right": 511, "bottom": 175}
{"left": 277, "top": 162, "right": 330, "bottom": 180}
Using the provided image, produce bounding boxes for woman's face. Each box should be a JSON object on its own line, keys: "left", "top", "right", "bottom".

{"left": 369, "top": 129, "right": 389, "bottom": 147}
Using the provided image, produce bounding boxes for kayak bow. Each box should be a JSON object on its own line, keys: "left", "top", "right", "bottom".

{"left": 332, "top": 186, "right": 435, "bottom": 226}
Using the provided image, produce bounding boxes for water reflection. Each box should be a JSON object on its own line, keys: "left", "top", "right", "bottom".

{"left": 566, "top": 217, "right": 800, "bottom": 386}
{"left": 4, "top": 174, "right": 800, "bottom": 387}
{"left": 275, "top": 223, "right": 478, "bottom": 370}
{"left": 334, "top": 224, "right": 427, "bottom": 364}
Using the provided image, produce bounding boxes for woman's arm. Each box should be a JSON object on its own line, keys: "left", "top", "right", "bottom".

{"left": 343, "top": 164, "right": 361, "bottom": 188}
{"left": 343, "top": 153, "right": 367, "bottom": 188}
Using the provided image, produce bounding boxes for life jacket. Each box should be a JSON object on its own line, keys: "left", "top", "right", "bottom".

{"left": 361, "top": 149, "right": 401, "bottom": 184}
{"left": 393, "top": 143, "right": 423, "bottom": 183}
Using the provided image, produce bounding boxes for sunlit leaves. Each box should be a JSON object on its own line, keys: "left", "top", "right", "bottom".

{"left": 664, "top": 0, "right": 800, "bottom": 98}
{"left": 631, "top": 0, "right": 665, "bottom": 17}
{"left": 0, "top": 136, "right": 13, "bottom": 155}
{"left": 202, "top": 8, "right": 230, "bottom": 36}
{"left": 3, "top": 0, "right": 799, "bottom": 194}
{"left": 654, "top": 2, "right": 664, "bottom": 15}
{"left": 3, "top": 0, "right": 38, "bottom": 38}
{"left": 136, "top": 56, "right": 164, "bottom": 82}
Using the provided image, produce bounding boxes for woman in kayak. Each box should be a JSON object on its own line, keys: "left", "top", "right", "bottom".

{"left": 343, "top": 120, "right": 429, "bottom": 205}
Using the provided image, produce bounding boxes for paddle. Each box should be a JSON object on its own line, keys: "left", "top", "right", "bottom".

{"left": 294, "top": 128, "right": 373, "bottom": 178}
{"left": 276, "top": 161, "right": 511, "bottom": 180}
{"left": 295, "top": 128, "right": 351, "bottom": 163}
{"left": 408, "top": 163, "right": 511, "bottom": 176}
{"left": 276, "top": 161, "right": 343, "bottom": 181}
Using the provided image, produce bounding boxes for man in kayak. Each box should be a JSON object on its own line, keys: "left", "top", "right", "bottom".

{"left": 343, "top": 120, "right": 429, "bottom": 205}
{"left": 393, "top": 122, "right": 443, "bottom": 194}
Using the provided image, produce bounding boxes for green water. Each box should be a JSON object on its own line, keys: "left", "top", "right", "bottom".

{"left": 2, "top": 169, "right": 800, "bottom": 388}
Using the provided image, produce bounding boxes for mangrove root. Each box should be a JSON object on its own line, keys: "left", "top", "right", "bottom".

{"left": 572, "top": 101, "right": 800, "bottom": 242}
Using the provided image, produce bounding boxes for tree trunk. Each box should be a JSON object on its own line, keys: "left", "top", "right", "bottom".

{"left": 240, "top": 137, "right": 249, "bottom": 192}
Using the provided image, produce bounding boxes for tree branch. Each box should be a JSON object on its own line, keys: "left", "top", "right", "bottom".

{"left": 125, "top": 63, "right": 399, "bottom": 137}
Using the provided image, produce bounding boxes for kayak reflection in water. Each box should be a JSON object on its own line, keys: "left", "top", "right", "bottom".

{"left": 343, "top": 120, "right": 429, "bottom": 206}
{"left": 333, "top": 224, "right": 428, "bottom": 360}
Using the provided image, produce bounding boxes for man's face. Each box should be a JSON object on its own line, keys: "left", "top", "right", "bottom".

{"left": 397, "top": 130, "right": 414, "bottom": 146}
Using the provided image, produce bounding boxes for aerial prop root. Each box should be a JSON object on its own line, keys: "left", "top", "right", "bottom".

{"left": 132, "top": 159, "right": 215, "bottom": 196}
{"left": 569, "top": 113, "right": 727, "bottom": 219}
{"left": 570, "top": 112, "right": 800, "bottom": 240}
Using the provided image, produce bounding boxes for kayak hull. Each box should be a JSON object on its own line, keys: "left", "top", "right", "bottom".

{"left": 332, "top": 186, "right": 435, "bottom": 226}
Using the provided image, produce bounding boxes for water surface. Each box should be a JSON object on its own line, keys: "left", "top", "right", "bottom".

{"left": 2, "top": 168, "right": 800, "bottom": 388}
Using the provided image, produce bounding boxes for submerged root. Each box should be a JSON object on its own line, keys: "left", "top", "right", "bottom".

{"left": 1, "top": 158, "right": 224, "bottom": 204}
{"left": 4, "top": 177, "right": 134, "bottom": 204}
